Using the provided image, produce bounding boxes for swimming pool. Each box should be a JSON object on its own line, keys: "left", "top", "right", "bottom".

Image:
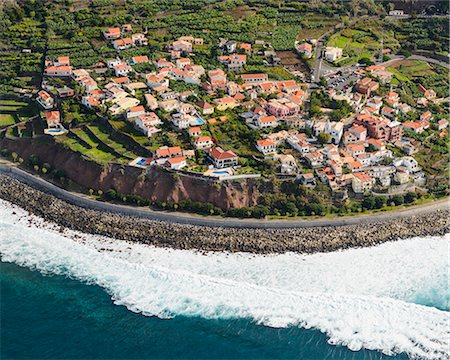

{"left": 191, "top": 117, "right": 205, "bottom": 125}
{"left": 136, "top": 158, "right": 146, "bottom": 165}
{"left": 212, "top": 170, "right": 229, "bottom": 175}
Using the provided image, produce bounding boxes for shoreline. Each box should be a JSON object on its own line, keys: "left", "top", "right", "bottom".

{"left": 1, "top": 164, "right": 448, "bottom": 229}
{"left": 1, "top": 171, "right": 448, "bottom": 254}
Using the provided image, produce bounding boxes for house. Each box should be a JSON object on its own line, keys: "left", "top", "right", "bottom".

{"left": 224, "top": 40, "right": 237, "bottom": 53}
{"left": 176, "top": 58, "right": 191, "bottom": 69}
{"left": 207, "top": 147, "right": 238, "bottom": 168}
{"left": 218, "top": 54, "right": 246, "bottom": 71}
{"left": 344, "top": 125, "right": 367, "bottom": 144}
{"left": 112, "top": 38, "right": 133, "bottom": 50}
{"left": 196, "top": 101, "right": 214, "bottom": 115}
{"left": 72, "top": 69, "right": 90, "bottom": 80}
{"left": 403, "top": 121, "right": 427, "bottom": 134}
{"left": 389, "top": 10, "right": 404, "bottom": 15}
{"left": 214, "top": 97, "right": 237, "bottom": 111}
{"left": 78, "top": 76, "right": 98, "bottom": 91}
{"left": 131, "top": 33, "right": 148, "bottom": 46}
{"left": 159, "top": 99, "right": 179, "bottom": 112}
{"left": 56, "top": 86, "right": 75, "bottom": 98}
{"left": 189, "top": 126, "right": 202, "bottom": 137}
{"left": 156, "top": 146, "right": 182, "bottom": 159}
{"left": 304, "top": 151, "right": 324, "bottom": 168}
{"left": 267, "top": 98, "right": 299, "bottom": 117}
{"left": 437, "top": 119, "right": 449, "bottom": 130}
{"left": 130, "top": 55, "right": 149, "bottom": 65}
{"left": 256, "top": 139, "right": 276, "bottom": 155}
{"left": 170, "top": 40, "right": 192, "bottom": 53}
{"left": 82, "top": 96, "right": 100, "bottom": 109}
{"left": 144, "top": 94, "right": 158, "bottom": 110}
{"left": 135, "top": 112, "right": 162, "bottom": 137}
{"left": 417, "top": 84, "right": 436, "bottom": 100}
{"left": 194, "top": 136, "right": 214, "bottom": 150}
{"left": 355, "top": 77, "right": 379, "bottom": 95}
{"left": 126, "top": 105, "right": 146, "bottom": 121}
{"left": 239, "top": 43, "right": 252, "bottom": 54}
{"left": 325, "top": 121, "right": 344, "bottom": 145}
{"left": 352, "top": 172, "right": 374, "bottom": 194}
{"left": 146, "top": 74, "right": 169, "bottom": 88}
{"left": 103, "top": 27, "right": 121, "bottom": 39}
{"left": 240, "top": 73, "right": 268, "bottom": 84}
{"left": 298, "top": 173, "right": 316, "bottom": 188}
{"left": 208, "top": 68, "right": 227, "bottom": 90}
{"left": 44, "top": 110, "right": 60, "bottom": 128}
{"left": 37, "top": 90, "right": 55, "bottom": 109}
{"left": 274, "top": 154, "right": 297, "bottom": 174}
{"left": 45, "top": 65, "right": 72, "bottom": 77}
{"left": 420, "top": 111, "right": 432, "bottom": 122}
{"left": 255, "top": 115, "right": 278, "bottom": 129}
{"left": 346, "top": 143, "right": 365, "bottom": 157}
{"left": 178, "top": 36, "right": 204, "bottom": 45}
{"left": 171, "top": 113, "right": 190, "bottom": 129}
{"left": 109, "top": 97, "right": 140, "bottom": 115}
{"left": 323, "top": 47, "right": 343, "bottom": 62}
{"left": 296, "top": 42, "right": 313, "bottom": 58}
{"left": 113, "top": 63, "right": 132, "bottom": 77}
{"left": 122, "top": 24, "right": 132, "bottom": 32}
{"left": 164, "top": 156, "right": 187, "bottom": 170}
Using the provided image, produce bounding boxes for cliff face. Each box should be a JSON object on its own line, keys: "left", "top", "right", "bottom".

{"left": 0, "top": 137, "right": 260, "bottom": 209}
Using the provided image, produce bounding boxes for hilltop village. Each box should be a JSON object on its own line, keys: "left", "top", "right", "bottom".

{"left": 0, "top": 10, "right": 448, "bottom": 214}
{"left": 31, "top": 23, "right": 449, "bottom": 202}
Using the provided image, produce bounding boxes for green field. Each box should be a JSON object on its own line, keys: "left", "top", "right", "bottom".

{"left": 0, "top": 114, "right": 16, "bottom": 128}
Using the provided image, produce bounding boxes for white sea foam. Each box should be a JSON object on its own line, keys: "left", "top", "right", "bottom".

{"left": 0, "top": 199, "right": 449, "bottom": 359}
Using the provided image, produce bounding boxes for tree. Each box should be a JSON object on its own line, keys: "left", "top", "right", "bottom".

{"left": 317, "top": 132, "right": 331, "bottom": 145}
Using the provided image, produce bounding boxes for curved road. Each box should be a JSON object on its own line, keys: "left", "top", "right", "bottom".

{"left": 0, "top": 164, "right": 448, "bottom": 229}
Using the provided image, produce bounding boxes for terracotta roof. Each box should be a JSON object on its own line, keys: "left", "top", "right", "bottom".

{"left": 208, "top": 147, "right": 237, "bottom": 160}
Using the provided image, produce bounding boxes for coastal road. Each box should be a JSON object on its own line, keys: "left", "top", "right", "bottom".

{"left": 0, "top": 164, "right": 448, "bottom": 229}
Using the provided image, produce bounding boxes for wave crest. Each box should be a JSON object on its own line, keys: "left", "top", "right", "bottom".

{"left": 0, "top": 200, "right": 449, "bottom": 359}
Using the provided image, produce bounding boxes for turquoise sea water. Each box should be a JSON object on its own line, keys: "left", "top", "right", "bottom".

{"left": 1, "top": 200, "right": 448, "bottom": 359}
{"left": 1, "top": 262, "right": 405, "bottom": 360}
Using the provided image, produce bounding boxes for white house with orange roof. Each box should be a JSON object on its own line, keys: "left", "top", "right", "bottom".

{"left": 240, "top": 73, "right": 268, "bottom": 84}
{"left": 131, "top": 33, "right": 148, "bottom": 46}
{"left": 352, "top": 172, "right": 374, "bottom": 194}
{"left": 44, "top": 110, "right": 60, "bottom": 128}
{"left": 103, "top": 27, "right": 121, "bottom": 39}
{"left": 37, "top": 90, "right": 55, "bottom": 109}
{"left": 126, "top": 105, "right": 146, "bottom": 121}
{"left": 255, "top": 115, "right": 278, "bottom": 129}
{"left": 256, "top": 139, "right": 277, "bottom": 155}
{"left": 113, "top": 38, "right": 133, "bottom": 50}
{"left": 170, "top": 40, "right": 192, "bottom": 53}
{"left": 207, "top": 147, "right": 238, "bottom": 168}
{"left": 164, "top": 156, "right": 187, "bottom": 170}
{"left": 194, "top": 136, "right": 214, "bottom": 150}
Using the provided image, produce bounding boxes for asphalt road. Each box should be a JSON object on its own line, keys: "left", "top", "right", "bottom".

{"left": 0, "top": 164, "right": 448, "bottom": 229}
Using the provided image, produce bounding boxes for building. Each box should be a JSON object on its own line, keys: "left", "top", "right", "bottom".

{"left": 240, "top": 73, "right": 268, "bottom": 84}
{"left": 170, "top": 40, "right": 192, "bottom": 53}
{"left": 156, "top": 146, "right": 182, "bottom": 159}
{"left": 164, "top": 156, "right": 187, "bottom": 170}
{"left": 355, "top": 77, "right": 379, "bottom": 95}
{"left": 323, "top": 47, "right": 343, "bottom": 62}
{"left": 352, "top": 172, "right": 374, "bottom": 194}
{"left": 112, "top": 38, "right": 133, "bottom": 50}
{"left": 218, "top": 54, "right": 246, "bottom": 71}
{"left": 194, "top": 136, "right": 214, "bottom": 150}
{"left": 44, "top": 110, "right": 60, "bottom": 128}
{"left": 103, "top": 27, "right": 121, "bottom": 39}
{"left": 296, "top": 42, "right": 313, "bottom": 58}
{"left": 256, "top": 139, "right": 276, "bottom": 155}
{"left": 45, "top": 65, "right": 72, "bottom": 77}
{"left": 255, "top": 115, "right": 278, "bottom": 129}
{"left": 196, "top": 101, "right": 214, "bottom": 115}
{"left": 207, "top": 147, "right": 238, "bottom": 168}
{"left": 126, "top": 105, "right": 146, "bottom": 121}
{"left": 37, "top": 90, "right": 55, "bottom": 109}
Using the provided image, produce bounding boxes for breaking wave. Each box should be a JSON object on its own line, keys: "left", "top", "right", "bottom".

{"left": 0, "top": 199, "right": 449, "bottom": 359}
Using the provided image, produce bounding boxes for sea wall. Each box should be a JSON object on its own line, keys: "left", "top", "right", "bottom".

{"left": 1, "top": 174, "right": 448, "bottom": 254}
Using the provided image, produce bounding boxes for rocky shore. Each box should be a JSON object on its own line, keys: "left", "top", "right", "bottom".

{"left": 0, "top": 174, "right": 449, "bottom": 254}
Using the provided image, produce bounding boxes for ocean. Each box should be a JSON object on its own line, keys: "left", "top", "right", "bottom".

{"left": 1, "top": 199, "right": 449, "bottom": 359}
